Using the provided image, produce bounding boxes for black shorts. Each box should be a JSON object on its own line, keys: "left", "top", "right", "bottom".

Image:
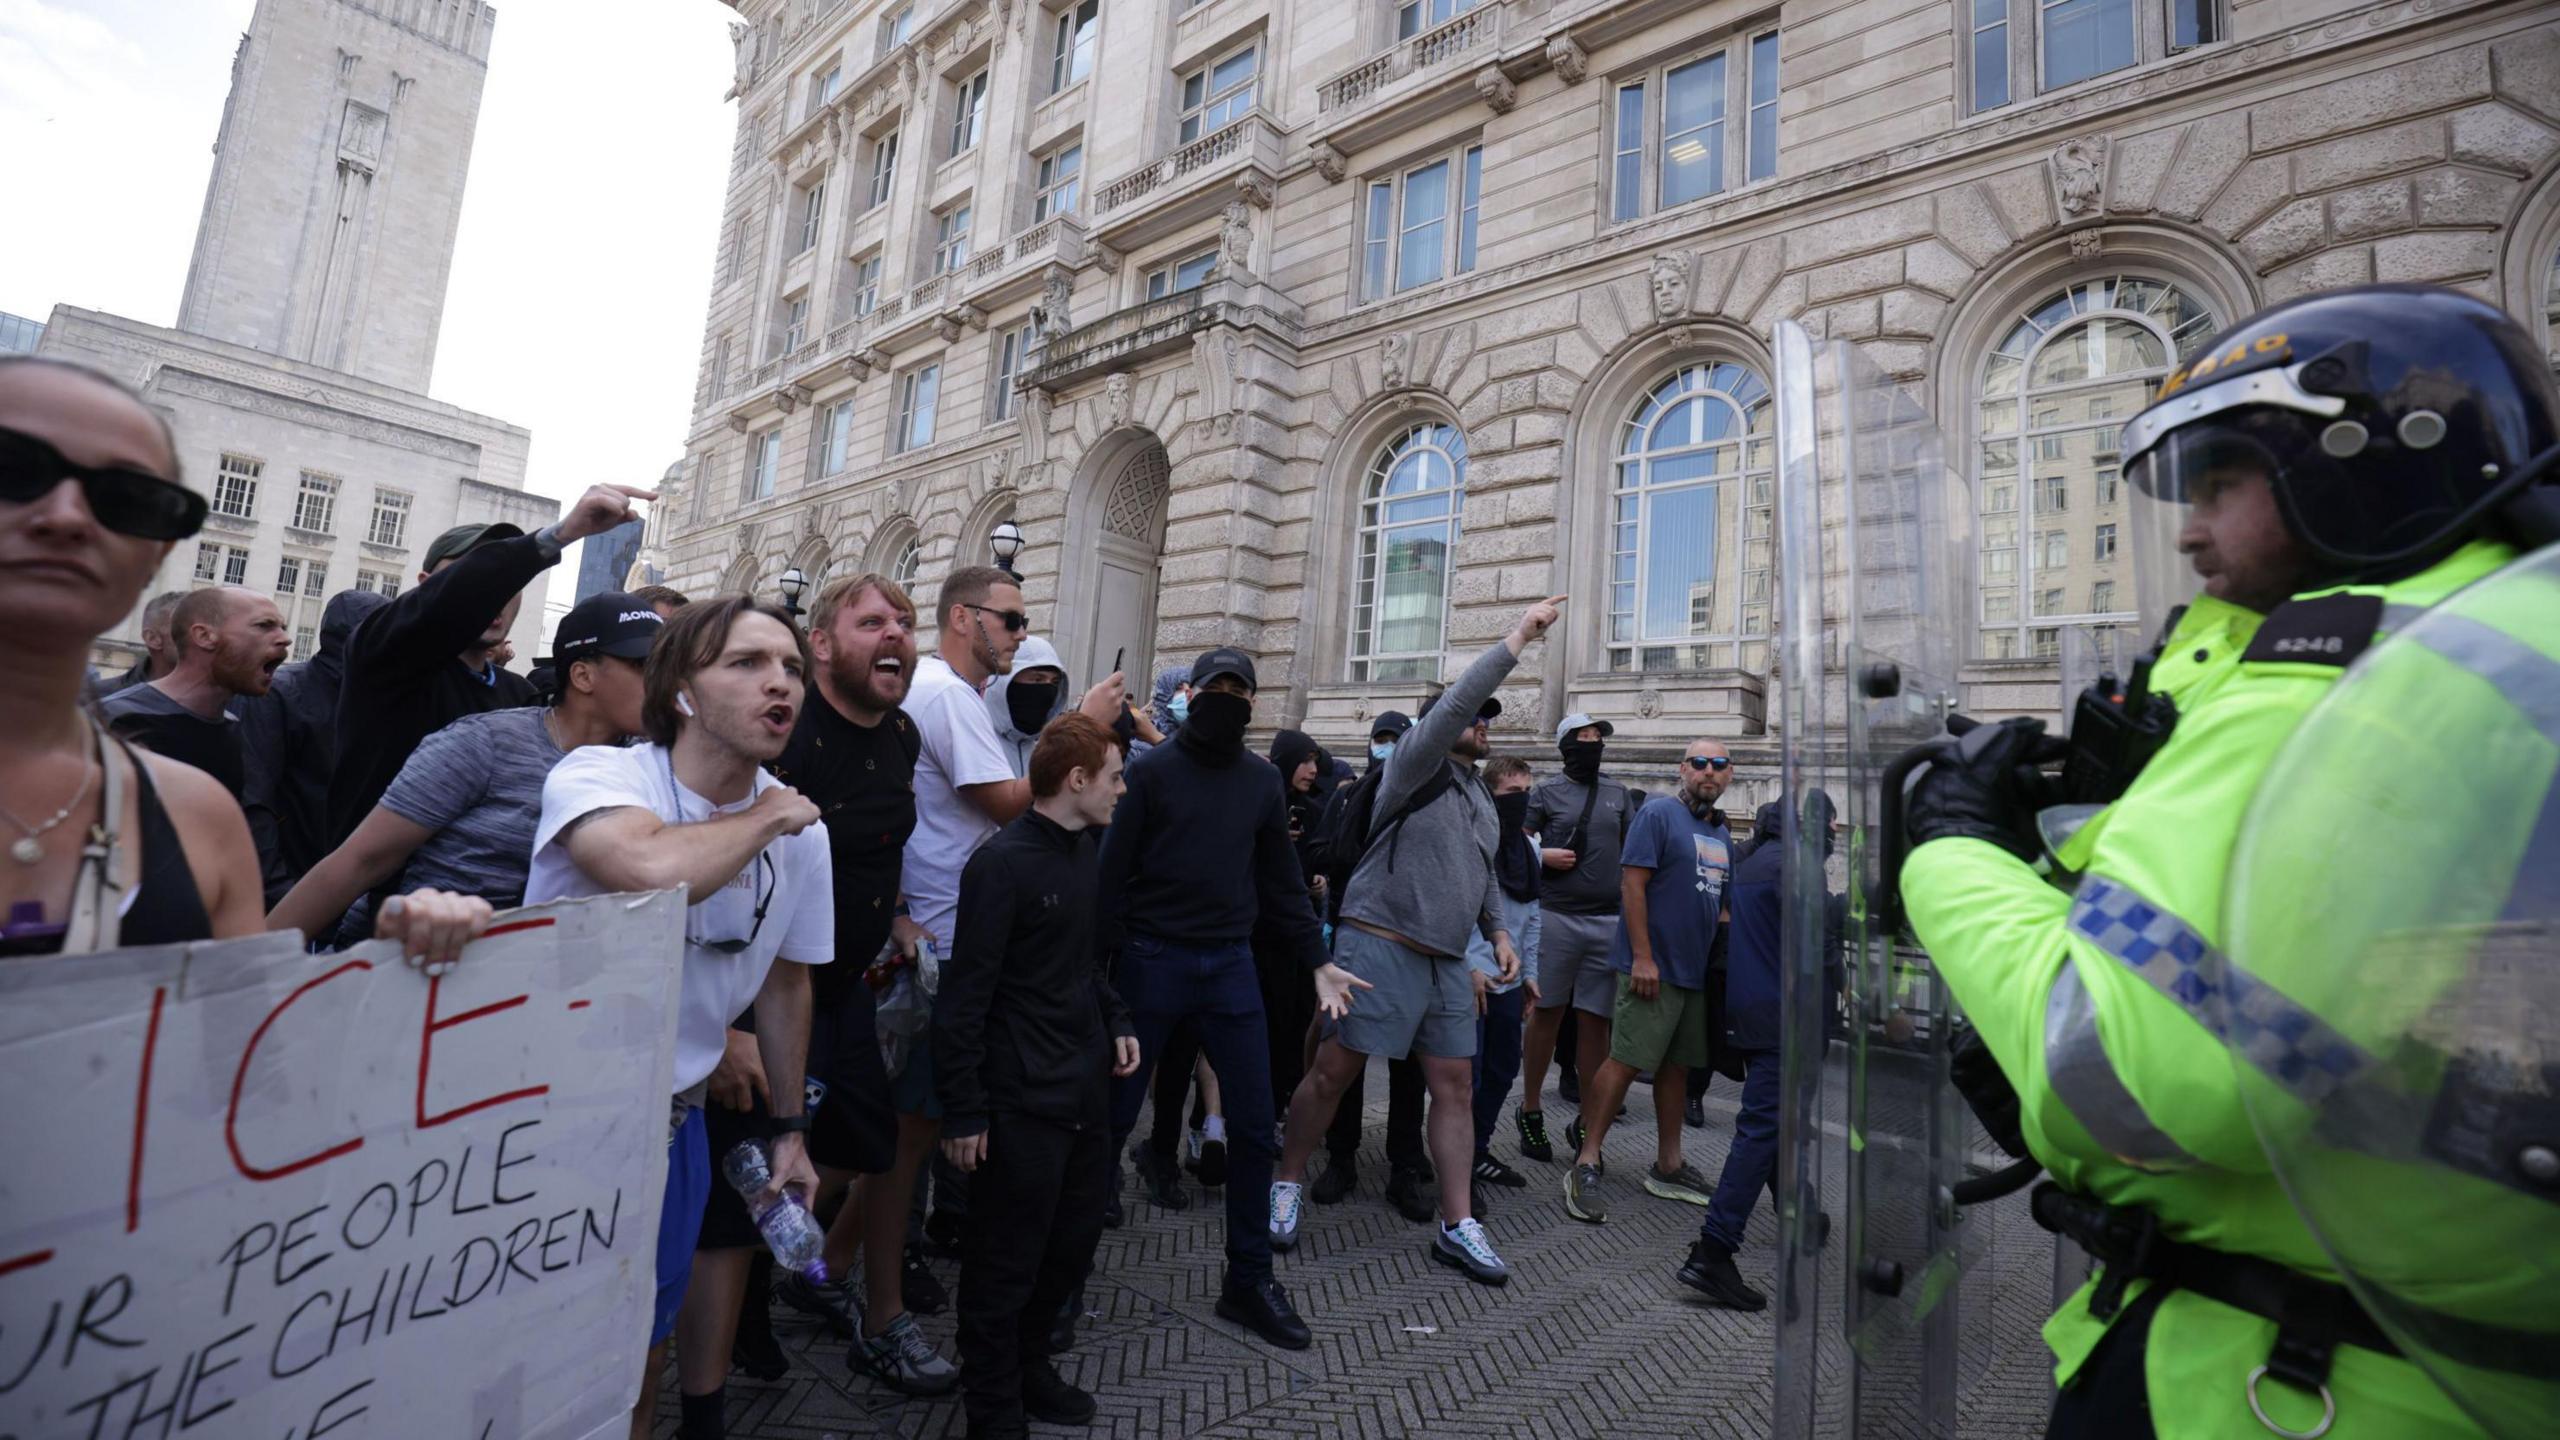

{"left": 697, "top": 1092, "right": 766, "bottom": 1251}
{"left": 809, "top": 978, "right": 898, "bottom": 1176}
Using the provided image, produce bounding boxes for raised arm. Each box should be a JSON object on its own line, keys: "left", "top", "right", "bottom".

{"left": 563, "top": 785, "right": 819, "bottom": 900}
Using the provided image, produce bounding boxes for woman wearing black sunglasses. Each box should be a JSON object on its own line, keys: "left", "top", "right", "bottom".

{"left": 0, "top": 359, "right": 485, "bottom": 967}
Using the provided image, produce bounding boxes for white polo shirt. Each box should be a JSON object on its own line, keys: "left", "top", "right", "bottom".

{"left": 899, "top": 654, "right": 1016, "bottom": 948}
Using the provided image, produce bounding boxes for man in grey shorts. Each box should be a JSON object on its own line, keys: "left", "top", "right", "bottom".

{"left": 1267, "top": 596, "right": 1562, "bottom": 1287}
{"left": 1517, "top": 712, "right": 1636, "bottom": 1166}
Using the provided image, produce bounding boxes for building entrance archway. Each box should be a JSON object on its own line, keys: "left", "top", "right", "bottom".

{"left": 1064, "top": 433, "right": 1172, "bottom": 690}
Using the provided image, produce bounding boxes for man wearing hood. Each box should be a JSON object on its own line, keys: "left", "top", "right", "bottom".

{"left": 1253, "top": 728, "right": 1330, "bottom": 1136}
{"left": 237, "top": 588, "right": 388, "bottom": 903}
{"left": 1676, "top": 791, "right": 1837, "bottom": 1309}
{"left": 984, "top": 636, "right": 1071, "bottom": 773}
{"left": 1516, "top": 714, "right": 1637, "bottom": 1165}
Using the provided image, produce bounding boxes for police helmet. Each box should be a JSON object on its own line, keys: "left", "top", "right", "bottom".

{"left": 2121, "top": 284, "right": 2560, "bottom": 582}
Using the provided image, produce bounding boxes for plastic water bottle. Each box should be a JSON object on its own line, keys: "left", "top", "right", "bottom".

{"left": 720, "top": 1139, "right": 828, "bottom": 1284}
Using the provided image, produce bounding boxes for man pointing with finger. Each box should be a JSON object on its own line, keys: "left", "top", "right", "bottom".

{"left": 330, "top": 481, "right": 657, "bottom": 851}
{"left": 523, "top": 596, "right": 834, "bottom": 1439}
{"left": 1271, "top": 595, "right": 1565, "bottom": 1288}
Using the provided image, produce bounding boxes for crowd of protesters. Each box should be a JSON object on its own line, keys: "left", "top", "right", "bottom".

{"left": 4, "top": 357, "right": 1815, "bottom": 1440}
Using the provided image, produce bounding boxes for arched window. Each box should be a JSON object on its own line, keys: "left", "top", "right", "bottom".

{"left": 892, "top": 537, "right": 923, "bottom": 590}
{"left": 1351, "top": 422, "right": 1467, "bottom": 682}
{"left": 1609, "top": 360, "right": 1774, "bottom": 672}
{"left": 1975, "top": 275, "right": 2216, "bottom": 660}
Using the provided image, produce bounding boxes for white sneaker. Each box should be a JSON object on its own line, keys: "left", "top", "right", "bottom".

{"left": 1432, "top": 1216, "right": 1510, "bottom": 1286}
{"left": 1269, "top": 1180, "right": 1304, "bottom": 1252}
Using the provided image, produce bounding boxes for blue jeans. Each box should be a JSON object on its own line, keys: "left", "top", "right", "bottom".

{"left": 1471, "top": 985, "right": 1526, "bottom": 1155}
{"left": 1700, "top": 1048, "right": 1781, "bottom": 1254}
{"left": 1109, "top": 935, "right": 1276, "bottom": 1285}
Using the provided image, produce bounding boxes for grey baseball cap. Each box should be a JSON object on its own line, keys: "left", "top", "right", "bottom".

{"left": 1555, "top": 712, "right": 1616, "bottom": 743}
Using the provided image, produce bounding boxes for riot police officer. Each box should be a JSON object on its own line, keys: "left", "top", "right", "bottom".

{"left": 1896, "top": 283, "right": 2558, "bottom": 1438}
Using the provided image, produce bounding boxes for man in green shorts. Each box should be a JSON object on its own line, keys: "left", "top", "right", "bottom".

{"left": 1562, "top": 739, "right": 1733, "bottom": 1223}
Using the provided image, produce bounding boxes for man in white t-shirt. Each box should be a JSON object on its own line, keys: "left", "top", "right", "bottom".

{"left": 523, "top": 596, "right": 831, "bottom": 1440}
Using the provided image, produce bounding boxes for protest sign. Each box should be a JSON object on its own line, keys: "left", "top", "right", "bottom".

{"left": 0, "top": 890, "right": 685, "bottom": 1440}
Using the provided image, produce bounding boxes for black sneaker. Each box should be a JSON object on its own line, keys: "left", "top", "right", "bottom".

{"left": 1678, "top": 1240, "right": 1768, "bottom": 1310}
{"left": 1310, "top": 1152, "right": 1358, "bottom": 1205}
{"left": 775, "top": 1270, "right": 864, "bottom": 1339}
{"left": 1191, "top": 1133, "right": 1228, "bottom": 1188}
{"left": 900, "top": 1242, "right": 947, "bottom": 1316}
{"left": 1022, "top": 1358, "right": 1098, "bottom": 1425}
{"left": 1473, "top": 1152, "right": 1529, "bottom": 1188}
{"left": 1684, "top": 1095, "right": 1708, "bottom": 1129}
{"left": 732, "top": 1320, "right": 790, "bottom": 1381}
{"left": 1050, "top": 1288, "right": 1081, "bottom": 1355}
{"left": 1132, "top": 1145, "right": 1191, "bottom": 1211}
{"left": 1103, "top": 1186, "right": 1124, "bottom": 1229}
{"left": 1385, "top": 1166, "right": 1436, "bottom": 1223}
{"left": 1215, "top": 1274, "right": 1312, "bottom": 1351}
{"left": 1515, "top": 1108, "right": 1553, "bottom": 1163}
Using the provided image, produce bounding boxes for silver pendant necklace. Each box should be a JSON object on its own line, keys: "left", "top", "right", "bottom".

{"left": 2, "top": 736, "right": 100, "bottom": 864}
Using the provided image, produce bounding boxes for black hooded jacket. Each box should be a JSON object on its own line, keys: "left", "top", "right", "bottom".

{"left": 240, "top": 589, "right": 389, "bottom": 904}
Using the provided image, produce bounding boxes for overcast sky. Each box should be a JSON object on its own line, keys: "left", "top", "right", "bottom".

{"left": 0, "top": 0, "right": 738, "bottom": 546}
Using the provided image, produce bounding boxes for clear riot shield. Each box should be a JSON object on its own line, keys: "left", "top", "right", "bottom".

{"left": 2219, "top": 546, "right": 2560, "bottom": 1439}
{"left": 1770, "top": 323, "right": 2055, "bottom": 1438}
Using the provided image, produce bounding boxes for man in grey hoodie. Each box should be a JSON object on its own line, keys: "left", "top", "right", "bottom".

{"left": 985, "top": 636, "right": 1071, "bottom": 772}
{"left": 1267, "top": 595, "right": 1563, "bottom": 1286}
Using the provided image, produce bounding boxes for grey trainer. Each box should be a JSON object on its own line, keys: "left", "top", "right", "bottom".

{"left": 1431, "top": 1217, "right": 1510, "bottom": 1286}
{"left": 1269, "top": 1179, "right": 1305, "bottom": 1251}
{"left": 851, "top": 1311, "right": 958, "bottom": 1396}
{"left": 1643, "top": 1162, "right": 1715, "bottom": 1207}
{"left": 1563, "top": 1162, "right": 1608, "bottom": 1224}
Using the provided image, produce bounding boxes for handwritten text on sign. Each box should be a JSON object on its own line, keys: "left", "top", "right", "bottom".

{"left": 0, "top": 891, "right": 686, "bottom": 1440}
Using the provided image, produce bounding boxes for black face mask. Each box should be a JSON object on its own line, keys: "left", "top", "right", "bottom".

{"left": 1005, "top": 681, "right": 1059, "bottom": 735}
{"left": 1493, "top": 791, "right": 1537, "bottom": 899}
{"left": 1559, "top": 739, "right": 1605, "bottom": 784}
{"left": 1177, "top": 689, "right": 1251, "bottom": 759}
{"left": 1493, "top": 790, "right": 1530, "bottom": 832}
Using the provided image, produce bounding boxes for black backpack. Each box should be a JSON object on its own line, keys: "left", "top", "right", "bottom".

{"left": 1313, "top": 760, "right": 1461, "bottom": 898}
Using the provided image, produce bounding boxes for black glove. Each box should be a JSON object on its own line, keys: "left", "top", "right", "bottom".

{"left": 1902, "top": 716, "right": 2064, "bottom": 862}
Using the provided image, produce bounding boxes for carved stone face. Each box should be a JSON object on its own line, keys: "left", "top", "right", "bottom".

{"left": 1650, "top": 256, "right": 1689, "bottom": 317}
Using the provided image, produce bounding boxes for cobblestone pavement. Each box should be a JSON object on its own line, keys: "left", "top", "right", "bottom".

{"left": 658, "top": 1052, "right": 2060, "bottom": 1440}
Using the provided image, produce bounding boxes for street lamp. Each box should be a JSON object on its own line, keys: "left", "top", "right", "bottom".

{"left": 989, "top": 520, "right": 1024, "bottom": 577}
{"left": 777, "top": 565, "right": 807, "bottom": 619}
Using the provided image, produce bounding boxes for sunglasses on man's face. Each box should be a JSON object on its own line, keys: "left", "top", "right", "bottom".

{"left": 1684, "top": 756, "right": 1732, "bottom": 772}
{"left": 0, "top": 427, "right": 206, "bottom": 541}
{"left": 963, "top": 602, "right": 1030, "bottom": 633}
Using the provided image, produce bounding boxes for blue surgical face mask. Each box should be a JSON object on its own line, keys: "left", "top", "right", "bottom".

{"left": 1169, "top": 692, "right": 1190, "bottom": 724}
{"left": 1370, "top": 740, "right": 1396, "bottom": 762}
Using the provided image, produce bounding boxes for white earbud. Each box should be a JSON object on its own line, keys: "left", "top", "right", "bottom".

{"left": 676, "top": 692, "right": 696, "bottom": 717}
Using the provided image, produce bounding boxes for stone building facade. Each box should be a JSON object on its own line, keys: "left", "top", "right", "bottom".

{"left": 652, "top": 0, "right": 2560, "bottom": 781}
{"left": 39, "top": 0, "right": 554, "bottom": 670}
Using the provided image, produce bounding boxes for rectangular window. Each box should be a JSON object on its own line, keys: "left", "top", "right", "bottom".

{"left": 722, "top": 214, "right": 748, "bottom": 283}
{"left": 2041, "top": 0, "right": 2135, "bottom": 89}
{"left": 880, "top": 4, "right": 914, "bottom": 51}
{"left": 276, "top": 556, "right": 301, "bottom": 594}
{"left": 1144, "top": 249, "right": 1219, "bottom": 300}
{"left": 2042, "top": 530, "right": 2069, "bottom": 568}
{"left": 1033, "top": 144, "right": 1082, "bottom": 221}
{"left": 1611, "top": 82, "right": 1645, "bottom": 221}
{"left": 1660, "top": 54, "right": 1727, "bottom": 208}
{"left": 2090, "top": 579, "right": 2116, "bottom": 611}
{"left": 853, "top": 253, "right": 883, "bottom": 315}
{"left": 1746, "top": 32, "right": 1779, "bottom": 183}
{"left": 2037, "top": 435, "right": 2066, "bottom": 461}
{"left": 221, "top": 545, "right": 248, "bottom": 587}
{"left": 746, "top": 429, "right": 781, "bottom": 500}
{"left": 712, "top": 334, "right": 733, "bottom": 395}
{"left": 2093, "top": 522, "right": 2117, "bottom": 560}
{"left": 796, "top": 179, "right": 826, "bottom": 254}
{"left": 949, "top": 69, "right": 988, "bottom": 156}
{"left": 292, "top": 472, "right": 339, "bottom": 533}
{"left": 2170, "top": 0, "right": 2219, "bottom": 49}
{"left": 304, "top": 561, "right": 327, "bottom": 597}
{"left": 1178, "top": 44, "right": 1258, "bottom": 144}
{"left": 1396, "top": 158, "right": 1450, "bottom": 293}
{"left": 1971, "top": 0, "right": 2010, "bottom": 111}
{"left": 2096, "top": 467, "right": 2120, "bottom": 504}
{"left": 896, "top": 364, "right": 941, "bottom": 452}
{"left": 213, "top": 454, "right": 261, "bottom": 519}
{"left": 932, "top": 205, "right": 972, "bottom": 275}
{"left": 367, "top": 487, "right": 411, "bottom": 549}
{"left": 990, "top": 322, "right": 1034, "bottom": 421}
{"left": 195, "top": 544, "right": 222, "bottom": 582}
{"left": 1050, "top": 0, "right": 1098, "bottom": 94}
{"left": 2039, "top": 586, "right": 2067, "bottom": 616}
{"left": 2036, "top": 475, "right": 2068, "bottom": 512}
{"left": 1398, "top": 0, "right": 1479, "bottom": 38}
{"left": 819, "top": 398, "right": 854, "bottom": 476}
{"left": 358, "top": 567, "right": 400, "bottom": 598}
{"left": 811, "top": 62, "right": 843, "bottom": 115}
{"left": 295, "top": 624, "right": 316, "bottom": 658}
{"left": 1983, "top": 590, "right": 2017, "bottom": 622}
{"left": 867, "top": 130, "right": 899, "bottom": 209}
{"left": 783, "top": 296, "right": 810, "bottom": 353}
{"left": 1457, "top": 145, "right": 1481, "bottom": 274}
{"left": 1362, "top": 182, "right": 1393, "bottom": 301}
{"left": 1985, "top": 548, "right": 2017, "bottom": 578}
{"left": 2032, "top": 626, "right": 2061, "bottom": 660}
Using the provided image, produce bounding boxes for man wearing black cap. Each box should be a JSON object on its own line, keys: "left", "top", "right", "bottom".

{"left": 269, "top": 590, "right": 661, "bottom": 944}
{"left": 1518, "top": 712, "right": 1639, "bottom": 1162}
{"left": 326, "top": 482, "right": 654, "bottom": 851}
{"left": 1096, "top": 646, "right": 1358, "bottom": 1351}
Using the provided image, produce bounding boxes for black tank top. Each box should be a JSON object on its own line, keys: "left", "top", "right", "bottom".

{"left": 1, "top": 750, "right": 213, "bottom": 957}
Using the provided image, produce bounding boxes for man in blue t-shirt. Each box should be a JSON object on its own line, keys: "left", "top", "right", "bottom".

{"left": 1561, "top": 739, "right": 1733, "bottom": 1226}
